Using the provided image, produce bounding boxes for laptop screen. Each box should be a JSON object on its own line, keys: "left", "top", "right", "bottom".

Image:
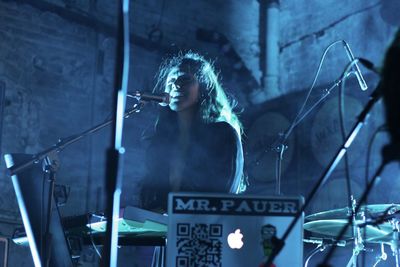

{"left": 167, "top": 192, "right": 304, "bottom": 267}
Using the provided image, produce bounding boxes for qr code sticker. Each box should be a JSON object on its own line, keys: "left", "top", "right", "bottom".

{"left": 176, "top": 223, "right": 223, "bottom": 267}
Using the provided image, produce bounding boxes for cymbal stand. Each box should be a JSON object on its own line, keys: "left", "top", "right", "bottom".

{"left": 346, "top": 197, "right": 365, "bottom": 267}
{"left": 372, "top": 243, "right": 387, "bottom": 267}
{"left": 390, "top": 219, "right": 400, "bottom": 267}
{"left": 267, "top": 81, "right": 382, "bottom": 267}
{"left": 345, "top": 228, "right": 365, "bottom": 267}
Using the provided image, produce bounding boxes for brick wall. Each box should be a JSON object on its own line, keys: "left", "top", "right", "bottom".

{"left": 0, "top": 1, "right": 162, "bottom": 266}
{"left": 279, "top": 0, "right": 395, "bottom": 93}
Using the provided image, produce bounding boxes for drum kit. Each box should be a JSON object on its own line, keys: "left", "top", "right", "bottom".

{"left": 304, "top": 198, "right": 400, "bottom": 267}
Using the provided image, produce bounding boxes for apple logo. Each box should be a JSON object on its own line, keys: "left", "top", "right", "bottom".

{"left": 227, "top": 229, "right": 244, "bottom": 249}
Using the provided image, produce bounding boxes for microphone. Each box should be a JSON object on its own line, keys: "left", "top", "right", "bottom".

{"left": 342, "top": 41, "right": 368, "bottom": 91}
{"left": 357, "top": 209, "right": 400, "bottom": 228}
{"left": 131, "top": 91, "right": 170, "bottom": 106}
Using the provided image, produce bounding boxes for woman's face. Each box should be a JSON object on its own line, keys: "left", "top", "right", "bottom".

{"left": 165, "top": 66, "right": 200, "bottom": 112}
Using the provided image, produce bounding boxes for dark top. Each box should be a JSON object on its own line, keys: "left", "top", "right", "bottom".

{"left": 140, "top": 110, "right": 244, "bottom": 211}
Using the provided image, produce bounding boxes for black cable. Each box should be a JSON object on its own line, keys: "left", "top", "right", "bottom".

{"left": 284, "top": 41, "right": 344, "bottom": 141}
{"left": 365, "top": 126, "right": 387, "bottom": 188}
{"left": 315, "top": 59, "right": 361, "bottom": 266}
{"left": 338, "top": 68, "right": 354, "bottom": 222}
{"left": 41, "top": 170, "right": 45, "bottom": 259}
{"left": 251, "top": 41, "right": 344, "bottom": 179}
{"left": 305, "top": 244, "right": 326, "bottom": 267}
{"left": 87, "top": 213, "right": 102, "bottom": 259}
{"left": 271, "top": 41, "right": 345, "bottom": 195}
{"left": 318, "top": 85, "right": 383, "bottom": 266}
{"left": 361, "top": 125, "right": 387, "bottom": 267}
{"left": 265, "top": 59, "right": 362, "bottom": 267}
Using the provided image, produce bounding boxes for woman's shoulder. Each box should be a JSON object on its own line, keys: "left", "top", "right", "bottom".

{"left": 198, "top": 121, "right": 239, "bottom": 146}
{"left": 209, "top": 121, "right": 238, "bottom": 136}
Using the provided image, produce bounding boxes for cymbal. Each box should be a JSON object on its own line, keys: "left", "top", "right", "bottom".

{"left": 306, "top": 204, "right": 400, "bottom": 221}
{"left": 304, "top": 219, "right": 392, "bottom": 239}
{"left": 367, "top": 233, "right": 397, "bottom": 244}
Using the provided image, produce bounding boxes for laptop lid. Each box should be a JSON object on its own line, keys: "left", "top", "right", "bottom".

{"left": 167, "top": 192, "right": 304, "bottom": 267}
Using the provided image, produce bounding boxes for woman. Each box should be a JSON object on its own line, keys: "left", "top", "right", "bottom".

{"left": 140, "top": 52, "right": 246, "bottom": 211}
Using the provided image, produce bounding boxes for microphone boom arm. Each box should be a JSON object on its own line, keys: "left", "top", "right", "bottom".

{"left": 7, "top": 104, "right": 143, "bottom": 176}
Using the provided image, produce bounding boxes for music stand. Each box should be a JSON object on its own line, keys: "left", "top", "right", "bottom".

{"left": 4, "top": 153, "right": 73, "bottom": 267}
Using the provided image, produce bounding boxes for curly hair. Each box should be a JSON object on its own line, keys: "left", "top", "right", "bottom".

{"left": 153, "top": 52, "right": 242, "bottom": 135}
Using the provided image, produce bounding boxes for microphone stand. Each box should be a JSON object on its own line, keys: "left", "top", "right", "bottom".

{"left": 270, "top": 78, "right": 342, "bottom": 195}
{"left": 101, "top": 0, "right": 130, "bottom": 266}
{"left": 318, "top": 140, "right": 400, "bottom": 266}
{"left": 5, "top": 104, "right": 142, "bottom": 267}
{"left": 7, "top": 105, "right": 142, "bottom": 177}
{"left": 265, "top": 84, "right": 382, "bottom": 267}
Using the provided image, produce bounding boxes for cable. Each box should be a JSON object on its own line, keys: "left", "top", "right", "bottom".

{"left": 291, "top": 78, "right": 343, "bottom": 129}
{"left": 318, "top": 60, "right": 377, "bottom": 266}
{"left": 87, "top": 213, "right": 102, "bottom": 259}
{"left": 361, "top": 125, "right": 387, "bottom": 267}
{"left": 284, "top": 40, "right": 343, "bottom": 140}
{"left": 305, "top": 244, "right": 326, "bottom": 267}
{"left": 365, "top": 125, "right": 387, "bottom": 189}
{"left": 265, "top": 58, "right": 363, "bottom": 267}
{"left": 41, "top": 170, "right": 45, "bottom": 259}
{"left": 252, "top": 40, "right": 346, "bottom": 173}
{"left": 338, "top": 65, "right": 354, "bottom": 230}
{"left": 271, "top": 40, "right": 344, "bottom": 195}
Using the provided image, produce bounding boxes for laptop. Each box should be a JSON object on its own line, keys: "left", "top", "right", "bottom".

{"left": 167, "top": 192, "right": 304, "bottom": 267}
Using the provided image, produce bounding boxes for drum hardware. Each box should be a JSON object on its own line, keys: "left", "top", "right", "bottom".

{"left": 304, "top": 219, "right": 390, "bottom": 240}
{"left": 304, "top": 243, "right": 325, "bottom": 267}
{"left": 306, "top": 204, "right": 400, "bottom": 222}
{"left": 347, "top": 197, "right": 368, "bottom": 267}
{"left": 303, "top": 238, "right": 347, "bottom": 267}
{"left": 363, "top": 220, "right": 399, "bottom": 267}
{"left": 371, "top": 243, "right": 388, "bottom": 267}
{"left": 304, "top": 218, "right": 378, "bottom": 267}
{"left": 357, "top": 205, "right": 400, "bottom": 266}
{"left": 357, "top": 204, "right": 400, "bottom": 228}
{"left": 304, "top": 237, "right": 347, "bottom": 247}
{"left": 263, "top": 44, "right": 384, "bottom": 267}
{"left": 389, "top": 219, "right": 400, "bottom": 267}
{"left": 305, "top": 203, "right": 400, "bottom": 266}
